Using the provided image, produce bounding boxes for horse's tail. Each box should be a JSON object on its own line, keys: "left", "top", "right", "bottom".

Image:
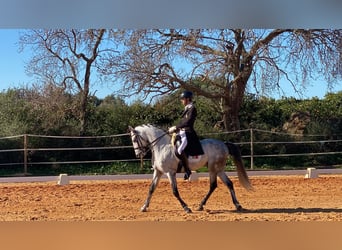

{"left": 225, "top": 142, "right": 254, "bottom": 191}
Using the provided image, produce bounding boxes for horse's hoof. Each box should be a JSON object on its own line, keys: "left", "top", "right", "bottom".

{"left": 197, "top": 206, "right": 204, "bottom": 211}
{"left": 236, "top": 205, "right": 243, "bottom": 212}
{"left": 185, "top": 207, "right": 192, "bottom": 213}
{"left": 140, "top": 207, "right": 148, "bottom": 212}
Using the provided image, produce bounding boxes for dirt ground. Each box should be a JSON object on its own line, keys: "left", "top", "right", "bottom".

{"left": 0, "top": 175, "right": 341, "bottom": 221}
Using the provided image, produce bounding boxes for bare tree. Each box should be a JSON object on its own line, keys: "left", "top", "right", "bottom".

{"left": 19, "top": 29, "right": 117, "bottom": 135}
{"left": 104, "top": 29, "right": 341, "bottom": 131}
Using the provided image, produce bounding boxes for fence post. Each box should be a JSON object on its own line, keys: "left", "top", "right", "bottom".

{"left": 250, "top": 128, "right": 254, "bottom": 169}
{"left": 23, "top": 134, "right": 28, "bottom": 175}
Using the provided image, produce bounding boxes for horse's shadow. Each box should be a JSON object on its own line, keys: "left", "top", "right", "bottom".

{"left": 206, "top": 207, "right": 342, "bottom": 214}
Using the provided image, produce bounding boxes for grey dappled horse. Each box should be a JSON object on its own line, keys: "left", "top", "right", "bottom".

{"left": 129, "top": 124, "right": 253, "bottom": 213}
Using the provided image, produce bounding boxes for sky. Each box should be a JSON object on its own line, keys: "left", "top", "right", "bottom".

{"left": 0, "top": 29, "right": 341, "bottom": 100}
{"left": 0, "top": 29, "right": 116, "bottom": 98}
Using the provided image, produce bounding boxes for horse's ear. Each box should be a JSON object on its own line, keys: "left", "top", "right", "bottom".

{"left": 128, "top": 126, "right": 134, "bottom": 132}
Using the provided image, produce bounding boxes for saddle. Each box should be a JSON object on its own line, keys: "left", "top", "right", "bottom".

{"left": 171, "top": 132, "right": 204, "bottom": 156}
{"left": 171, "top": 133, "right": 204, "bottom": 174}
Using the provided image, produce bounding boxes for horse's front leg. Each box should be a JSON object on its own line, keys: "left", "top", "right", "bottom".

{"left": 141, "top": 169, "right": 162, "bottom": 212}
{"left": 167, "top": 172, "right": 192, "bottom": 213}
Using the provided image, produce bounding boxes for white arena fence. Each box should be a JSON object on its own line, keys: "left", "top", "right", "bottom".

{"left": 203, "top": 129, "right": 342, "bottom": 169}
{"left": 0, "top": 129, "right": 341, "bottom": 176}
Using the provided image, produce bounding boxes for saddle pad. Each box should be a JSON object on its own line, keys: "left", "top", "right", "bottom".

{"left": 188, "top": 155, "right": 203, "bottom": 163}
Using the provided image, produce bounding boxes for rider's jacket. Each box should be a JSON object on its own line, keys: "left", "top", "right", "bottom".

{"left": 176, "top": 102, "right": 196, "bottom": 132}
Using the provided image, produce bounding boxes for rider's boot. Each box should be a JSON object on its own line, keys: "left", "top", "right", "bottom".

{"left": 178, "top": 151, "right": 191, "bottom": 180}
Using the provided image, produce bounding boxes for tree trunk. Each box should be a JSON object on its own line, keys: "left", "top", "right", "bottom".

{"left": 221, "top": 77, "right": 248, "bottom": 131}
{"left": 79, "top": 94, "right": 87, "bottom": 136}
{"left": 222, "top": 97, "right": 241, "bottom": 131}
{"left": 79, "top": 62, "right": 91, "bottom": 136}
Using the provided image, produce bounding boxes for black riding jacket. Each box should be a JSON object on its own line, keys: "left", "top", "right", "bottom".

{"left": 176, "top": 102, "right": 197, "bottom": 132}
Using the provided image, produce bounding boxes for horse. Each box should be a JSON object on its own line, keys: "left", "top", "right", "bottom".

{"left": 128, "top": 124, "right": 253, "bottom": 213}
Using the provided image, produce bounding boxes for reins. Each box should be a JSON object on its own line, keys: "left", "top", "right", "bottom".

{"left": 131, "top": 130, "right": 169, "bottom": 169}
{"left": 133, "top": 131, "right": 169, "bottom": 154}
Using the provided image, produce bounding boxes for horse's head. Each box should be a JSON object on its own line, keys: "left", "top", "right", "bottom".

{"left": 128, "top": 126, "right": 149, "bottom": 158}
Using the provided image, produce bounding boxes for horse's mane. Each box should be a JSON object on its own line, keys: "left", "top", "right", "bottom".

{"left": 137, "top": 124, "right": 170, "bottom": 142}
{"left": 139, "top": 124, "right": 168, "bottom": 134}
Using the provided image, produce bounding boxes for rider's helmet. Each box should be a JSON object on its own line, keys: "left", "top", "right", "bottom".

{"left": 180, "top": 91, "right": 193, "bottom": 100}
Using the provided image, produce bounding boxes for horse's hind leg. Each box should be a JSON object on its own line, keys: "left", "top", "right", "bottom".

{"left": 141, "top": 169, "right": 162, "bottom": 212}
{"left": 198, "top": 172, "right": 218, "bottom": 211}
{"left": 218, "top": 172, "right": 243, "bottom": 211}
{"left": 167, "top": 172, "right": 192, "bottom": 213}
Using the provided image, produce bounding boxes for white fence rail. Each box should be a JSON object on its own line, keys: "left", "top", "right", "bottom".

{"left": 0, "top": 129, "right": 341, "bottom": 175}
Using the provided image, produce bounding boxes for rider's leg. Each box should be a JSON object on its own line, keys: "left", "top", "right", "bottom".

{"left": 177, "top": 131, "right": 191, "bottom": 180}
{"left": 179, "top": 151, "right": 191, "bottom": 180}
{"left": 177, "top": 130, "right": 187, "bottom": 155}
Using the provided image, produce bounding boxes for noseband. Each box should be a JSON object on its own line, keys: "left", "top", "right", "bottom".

{"left": 132, "top": 133, "right": 150, "bottom": 156}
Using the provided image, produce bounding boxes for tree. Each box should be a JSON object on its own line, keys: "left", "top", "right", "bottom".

{"left": 104, "top": 29, "right": 341, "bottom": 131}
{"left": 0, "top": 89, "right": 29, "bottom": 136}
{"left": 22, "top": 83, "right": 80, "bottom": 135}
{"left": 19, "top": 29, "right": 118, "bottom": 135}
{"left": 87, "top": 95, "right": 130, "bottom": 135}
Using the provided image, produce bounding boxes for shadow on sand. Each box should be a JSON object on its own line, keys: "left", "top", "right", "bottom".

{"left": 206, "top": 207, "right": 342, "bottom": 214}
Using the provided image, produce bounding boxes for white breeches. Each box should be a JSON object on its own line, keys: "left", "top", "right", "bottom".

{"left": 177, "top": 130, "right": 188, "bottom": 155}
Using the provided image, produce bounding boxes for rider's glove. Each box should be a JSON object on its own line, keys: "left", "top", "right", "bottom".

{"left": 168, "top": 126, "right": 177, "bottom": 133}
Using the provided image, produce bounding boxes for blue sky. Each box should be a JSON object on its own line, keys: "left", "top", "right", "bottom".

{"left": 0, "top": 29, "right": 115, "bottom": 98}
{"left": 0, "top": 29, "right": 341, "bottom": 100}
{"left": 0, "top": 30, "right": 28, "bottom": 91}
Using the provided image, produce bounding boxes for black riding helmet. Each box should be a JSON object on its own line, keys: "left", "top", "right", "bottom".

{"left": 180, "top": 91, "right": 193, "bottom": 100}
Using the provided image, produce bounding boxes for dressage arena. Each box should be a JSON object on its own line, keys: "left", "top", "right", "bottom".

{"left": 0, "top": 172, "right": 341, "bottom": 222}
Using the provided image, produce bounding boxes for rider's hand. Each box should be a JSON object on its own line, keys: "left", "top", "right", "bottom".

{"left": 168, "top": 126, "right": 177, "bottom": 133}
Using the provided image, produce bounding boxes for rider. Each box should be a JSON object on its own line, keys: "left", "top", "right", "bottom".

{"left": 168, "top": 90, "right": 199, "bottom": 180}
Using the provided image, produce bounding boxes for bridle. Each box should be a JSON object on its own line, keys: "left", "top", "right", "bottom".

{"left": 130, "top": 128, "right": 169, "bottom": 170}
{"left": 131, "top": 132, "right": 149, "bottom": 157}
{"left": 130, "top": 129, "right": 169, "bottom": 157}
